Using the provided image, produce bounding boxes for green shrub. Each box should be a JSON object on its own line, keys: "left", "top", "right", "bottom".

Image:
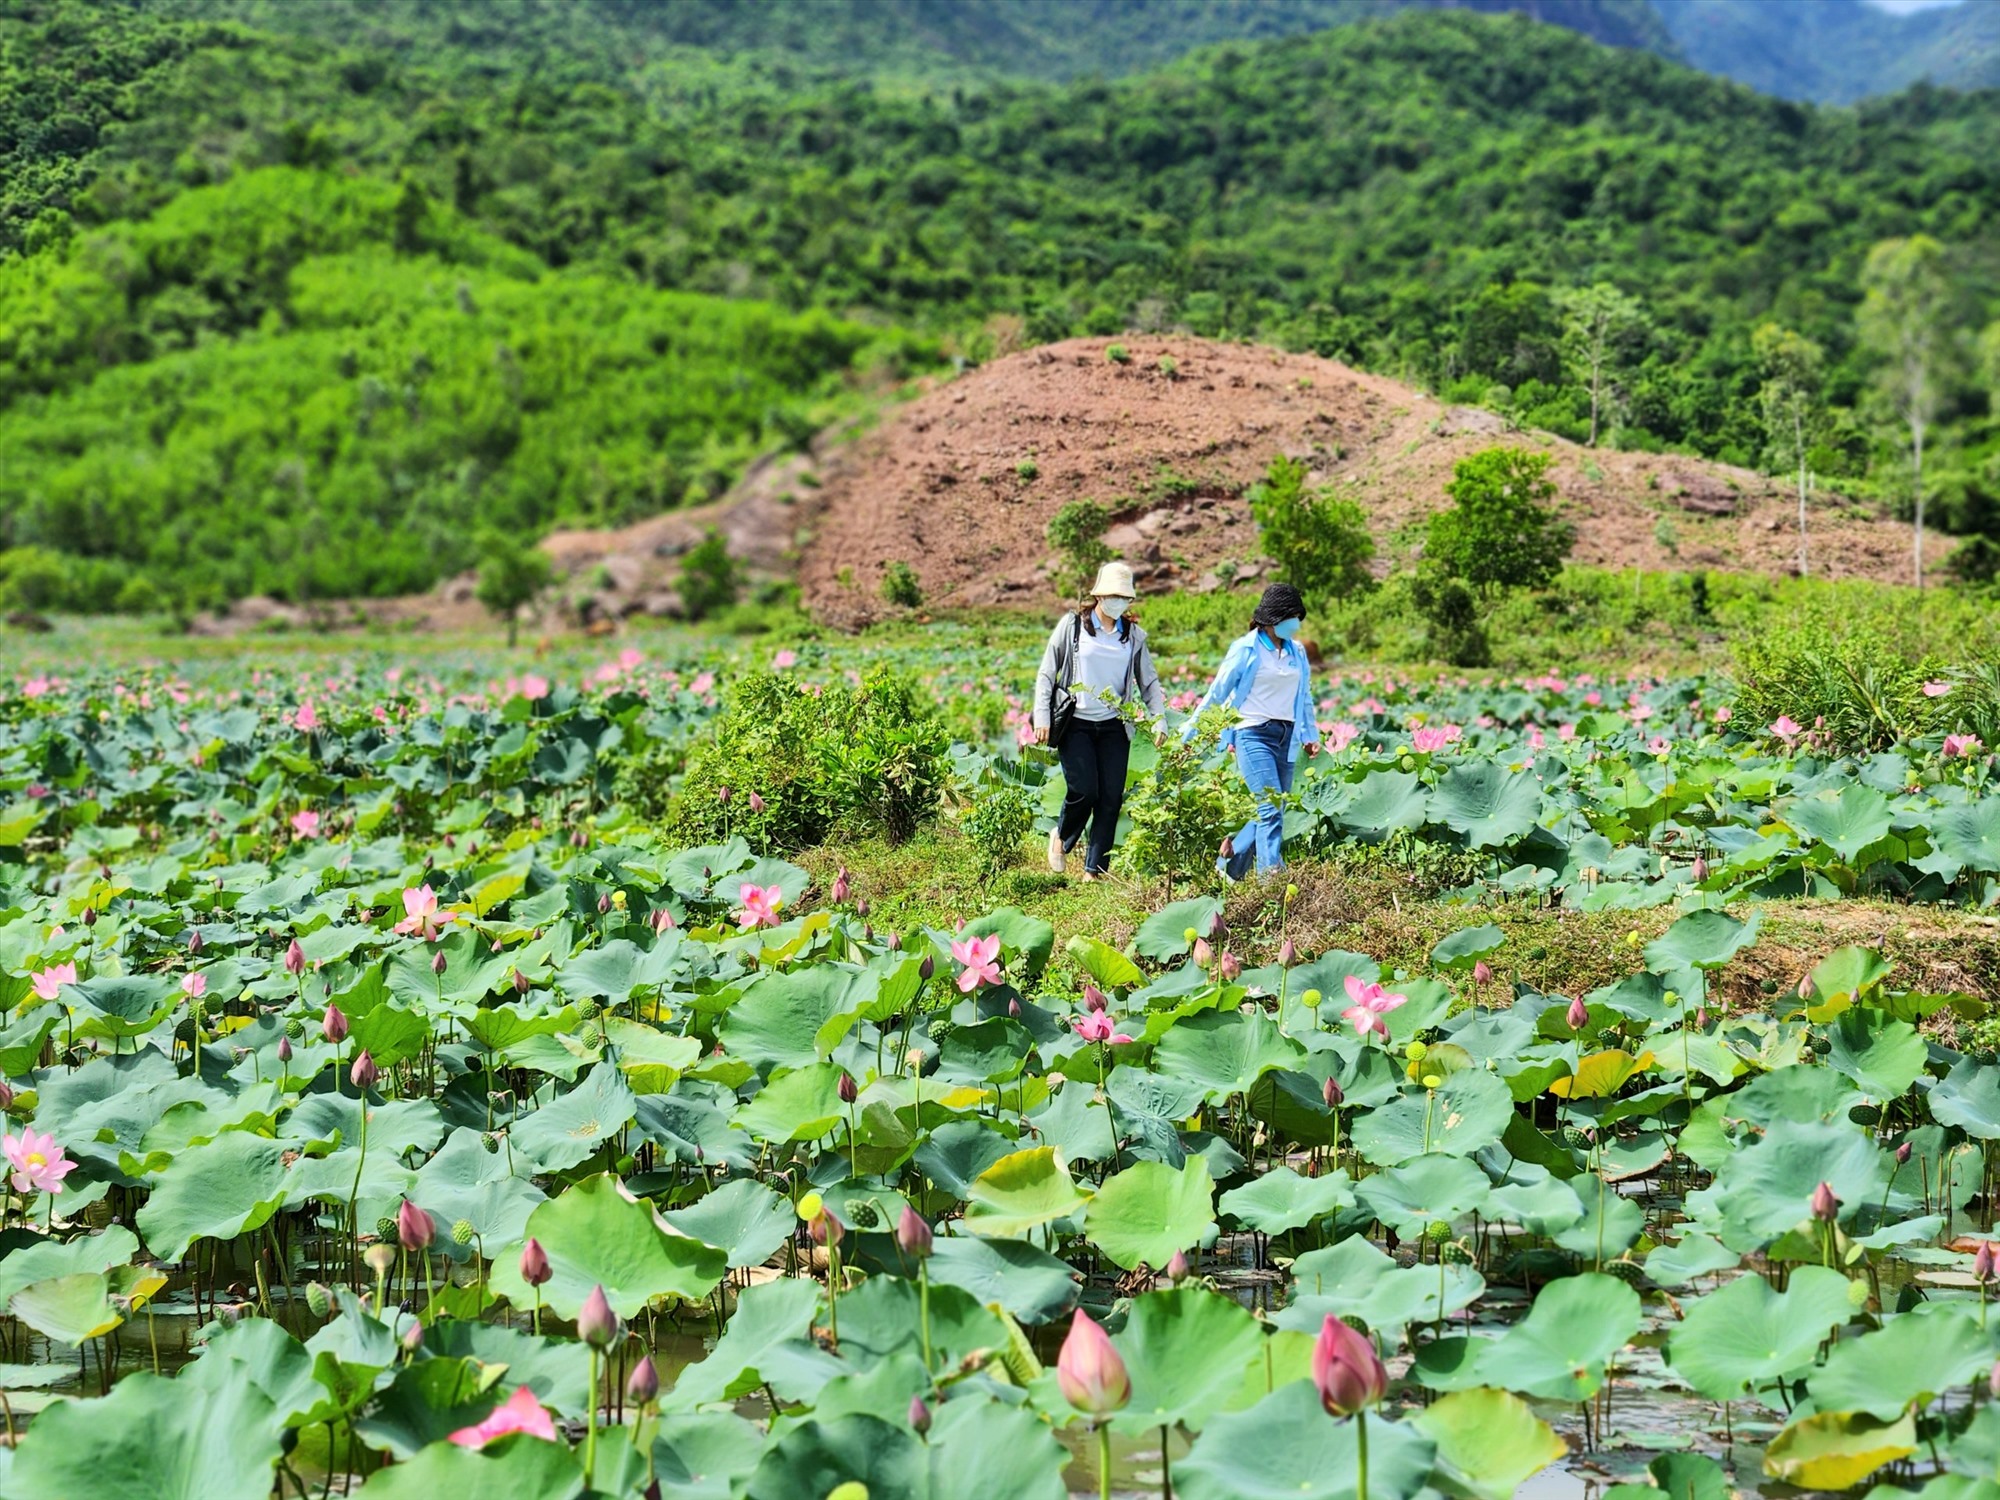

{"left": 880, "top": 559, "right": 924, "bottom": 608}
{"left": 671, "top": 667, "right": 951, "bottom": 851}
{"left": 0, "top": 547, "right": 71, "bottom": 614}
{"left": 1015, "top": 457, "right": 1039, "bottom": 481}
{"left": 962, "top": 782, "right": 1034, "bottom": 873}
{"left": 1045, "top": 500, "right": 1114, "bottom": 601}
{"left": 1730, "top": 620, "right": 1949, "bottom": 753}
{"left": 473, "top": 530, "right": 553, "bottom": 646}
{"left": 1408, "top": 568, "right": 1491, "bottom": 668}
{"left": 1120, "top": 710, "right": 1249, "bottom": 891}
{"left": 678, "top": 530, "right": 741, "bottom": 622}
{"left": 1426, "top": 447, "right": 1573, "bottom": 594}
{"left": 1246, "top": 455, "right": 1375, "bottom": 604}
{"left": 1106, "top": 343, "right": 1131, "bottom": 365}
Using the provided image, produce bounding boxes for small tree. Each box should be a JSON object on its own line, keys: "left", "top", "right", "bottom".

{"left": 1753, "top": 322, "right": 1827, "bottom": 578}
{"left": 1859, "top": 235, "right": 1955, "bottom": 589}
{"left": 678, "top": 529, "right": 740, "bottom": 621}
{"left": 1045, "top": 500, "right": 1114, "bottom": 600}
{"left": 1247, "top": 455, "right": 1375, "bottom": 602}
{"left": 474, "top": 531, "right": 552, "bottom": 646}
{"left": 1425, "top": 447, "right": 1573, "bottom": 594}
{"left": 1555, "top": 283, "right": 1648, "bottom": 446}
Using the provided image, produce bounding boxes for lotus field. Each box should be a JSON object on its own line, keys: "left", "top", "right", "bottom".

{"left": 0, "top": 641, "right": 1994, "bottom": 1500}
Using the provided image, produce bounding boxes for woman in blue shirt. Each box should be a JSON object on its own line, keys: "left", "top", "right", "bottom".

{"left": 1185, "top": 582, "right": 1321, "bottom": 881}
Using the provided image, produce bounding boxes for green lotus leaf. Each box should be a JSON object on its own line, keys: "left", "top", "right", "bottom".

{"left": 1663, "top": 1263, "right": 1853, "bottom": 1403}
{"left": 1764, "top": 1410, "right": 1916, "bottom": 1491}
{"left": 1176, "top": 1380, "right": 1435, "bottom": 1500}
{"left": 10, "top": 1271, "right": 126, "bottom": 1346}
{"left": 422, "top": 1320, "right": 591, "bottom": 1418}
{"left": 134, "top": 1130, "right": 290, "bottom": 1262}
{"left": 1431, "top": 924, "right": 1505, "bottom": 970}
{"left": 928, "top": 1395, "right": 1071, "bottom": 1500}
{"left": 350, "top": 1432, "right": 584, "bottom": 1500}
{"left": 1085, "top": 1156, "right": 1215, "bottom": 1271}
{"left": 1930, "top": 1058, "right": 2000, "bottom": 1139}
{"left": 4, "top": 1370, "right": 282, "bottom": 1500}
{"left": 963, "top": 1147, "right": 1091, "bottom": 1239}
{"left": 1102, "top": 1288, "right": 1269, "bottom": 1434}
{"left": 353, "top": 1356, "right": 506, "bottom": 1458}
{"left": 1135, "top": 898, "right": 1224, "bottom": 962}
{"left": 1152, "top": 1009, "right": 1304, "bottom": 1105}
{"left": 1686, "top": 1117, "right": 1888, "bottom": 1250}
{"left": 664, "top": 1277, "right": 838, "bottom": 1412}
{"left": 926, "top": 1233, "right": 1080, "bottom": 1326}
{"left": 1351, "top": 1069, "right": 1511, "bottom": 1165}
{"left": 742, "top": 1413, "right": 927, "bottom": 1500}
{"left": 664, "top": 1179, "right": 793, "bottom": 1271}
{"left": 510, "top": 1061, "right": 638, "bottom": 1173}
{"left": 1825, "top": 1008, "right": 1926, "bottom": 1100}
{"left": 1282, "top": 1234, "right": 1484, "bottom": 1340}
{"left": 1066, "top": 934, "right": 1143, "bottom": 992}
{"left": 1642, "top": 908, "right": 1760, "bottom": 972}
{"left": 1355, "top": 1153, "right": 1490, "bottom": 1237}
{"left": 731, "top": 1060, "right": 849, "bottom": 1144}
{"left": 1411, "top": 1387, "right": 1567, "bottom": 1500}
{"left": 1431, "top": 761, "right": 1542, "bottom": 848}
{"left": 1640, "top": 1231, "right": 1739, "bottom": 1286}
{"left": 719, "top": 965, "right": 872, "bottom": 1073}
{"left": 1786, "top": 784, "right": 1895, "bottom": 864}
{"left": 650, "top": 1412, "right": 766, "bottom": 1500}
{"left": 1414, "top": 1273, "right": 1639, "bottom": 1402}
{"left": 1807, "top": 1305, "right": 1995, "bottom": 1420}
{"left": 486, "top": 1172, "right": 726, "bottom": 1319}
{"left": 1219, "top": 1166, "right": 1354, "bottom": 1234}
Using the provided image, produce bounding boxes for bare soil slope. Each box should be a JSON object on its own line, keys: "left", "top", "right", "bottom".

{"left": 797, "top": 336, "right": 1931, "bottom": 628}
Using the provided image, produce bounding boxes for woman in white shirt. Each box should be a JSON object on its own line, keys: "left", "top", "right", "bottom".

{"left": 1029, "top": 562, "right": 1165, "bottom": 880}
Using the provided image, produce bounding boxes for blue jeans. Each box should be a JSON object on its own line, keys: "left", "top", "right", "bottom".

{"left": 1224, "top": 721, "right": 1293, "bottom": 880}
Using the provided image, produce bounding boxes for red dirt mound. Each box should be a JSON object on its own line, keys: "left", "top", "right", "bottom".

{"left": 796, "top": 336, "right": 1935, "bottom": 628}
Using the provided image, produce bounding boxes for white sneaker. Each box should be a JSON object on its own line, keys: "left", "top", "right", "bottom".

{"left": 1047, "top": 828, "right": 1066, "bottom": 873}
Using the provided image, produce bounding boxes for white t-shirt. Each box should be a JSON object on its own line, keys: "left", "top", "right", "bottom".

{"left": 1072, "top": 624, "right": 1133, "bottom": 720}
{"left": 1238, "top": 641, "right": 1300, "bottom": 726}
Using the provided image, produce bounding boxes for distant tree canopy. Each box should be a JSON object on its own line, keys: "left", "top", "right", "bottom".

{"left": 4, "top": 2, "right": 2000, "bottom": 607}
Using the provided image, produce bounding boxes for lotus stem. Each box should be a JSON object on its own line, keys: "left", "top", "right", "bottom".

{"left": 1096, "top": 1420, "right": 1112, "bottom": 1500}
{"left": 1355, "top": 1409, "right": 1369, "bottom": 1500}
{"left": 584, "top": 1346, "right": 600, "bottom": 1487}
{"left": 918, "top": 1259, "right": 933, "bottom": 1375}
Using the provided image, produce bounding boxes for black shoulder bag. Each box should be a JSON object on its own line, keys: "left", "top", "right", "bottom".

{"left": 1047, "top": 612, "right": 1083, "bottom": 749}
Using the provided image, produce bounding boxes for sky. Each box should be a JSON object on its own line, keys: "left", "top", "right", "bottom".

{"left": 1862, "top": 0, "right": 1966, "bottom": 11}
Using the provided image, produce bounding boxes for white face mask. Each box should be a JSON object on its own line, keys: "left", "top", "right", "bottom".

{"left": 1098, "top": 597, "right": 1131, "bottom": 620}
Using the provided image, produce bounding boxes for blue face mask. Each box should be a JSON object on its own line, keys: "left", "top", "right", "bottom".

{"left": 1272, "top": 617, "right": 1302, "bottom": 641}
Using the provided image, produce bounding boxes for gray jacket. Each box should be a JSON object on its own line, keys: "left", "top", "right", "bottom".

{"left": 1032, "top": 611, "right": 1166, "bottom": 739}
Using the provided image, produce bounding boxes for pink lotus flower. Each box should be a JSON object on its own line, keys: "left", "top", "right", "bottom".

{"left": 1769, "top": 715, "right": 1803, "bottom": 740}
{"left": 1923, "top": 680, "right": 1952, "bottom": 698}
{"left": 1411, "top": 727, "right": 1451, "bottom": 754}
{"left": 393, "top": 885, "right": 456, "bottom": 941}
{"left": 773, "top": 650, "right": 798, "bottom": 669}
{"left": 1340, "top": 974, "right": 1407, "bottom": 1040}
{"left": 291, "top": 809, "right": 320, "bottom": 839}
{"left": 1945, "top": 734, "right": 1983, "bottom": 758}
{"left": 29, "top": 963, "right": 76, "bottom": 1001}
{"left": 4, "top": 1128, "right": 75, "bottom": 1195}
{"left": 1714, "top": 705, "right": 1732, "bottom": 723}
{"left": 733, "top": 883, "right": 784, "bottom": 929}
{"left": 950, "top": 932, "right": 1002, "bottom": 992}
{"left": 293, "top": 701, "right": 319, "bottom": 733}
{"left": 1056, "top": 1310, "right": 1130, "bottom": 1414}
{"left": 1557, "top": 723, "right": 1577, "bottom": 743}
{"left": 447, "top": 1386, "right": 558, "bottom": 1449}
{"left": 1072, "top": 1011, "right": 1136, "bottom": 1045}
{"left": 1325, "top": 722, "right": 1360, "bottom": 752}
{"left": 181, "top": 972, "right": 206, "bottom": 999}
{"left": 1312, "top": 1314, "right": 1388, "bottom": 1417}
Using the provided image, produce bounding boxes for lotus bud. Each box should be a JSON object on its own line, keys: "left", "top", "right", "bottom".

{"left": 718, "top": 787, "right": 731, "bottom": 805}
{"left": 919, "top": 954, "right": 935, "bottom": 982}
{"left": 1322, "top": 1076, "right": 1342, "bottom": 1109}
{"left": 1798, "top": 974, "right": 1813, "bottom": 1000}
{"left": 1691, "top": 855, "right": 1708, "bottom": 881}
{"left": 1472, "top": 960, "right": 1493, "bottom": 986}
{"left": 1810, "top": 1180, "right": 1840, "bottom": 1222}
{"left": 1566, "top": 996, "right": 1589, "bottom": 1032}
{"left": 189, "top": 929, "right": 204, "bottom": 954}
{"left": 887, "top": 930, "right": 901, "bottom": 950}
{"left": 276, "top": 1035, "right": 292, "bottom": 1064}
{"left": 1220, "top": 951, "right": 1245, "bottom": 981}
{"left": 627, "top": 1353, "right": 660, "bottom": 1406}
{"left": 1895, "top": 1141, "right": 1913, "bottom": 1166}
{"left": 1976, "top": 1241, "right": 1996, "bottom": 1283}
{"left": 322, "top": 1002, "right": 348, "bottom": 1044}
{"left": 513, "top": 968, "right": 530, "bottom": 994}
{"left": 1166, "top": 1249, "right": 1191, "bottom": 1284}
{"left": 365, "top": 1243, "right": 397, "bottom": 1276}
{"left": 1990, "top": 1360, "right": 2000, "bottom": 1402}
{"left": 908, "top": 1393, "right": 931, "bottom": 1435}
{"left": 837, "top": 1071, "right": 858, "bottom": 1105}
{"left": 807, "top": 1207, "right": 844, "bottom": 1248}
{"left": 1279, "top": 937, "right": 1298, "bottom": 967}
{"left": 285, "top": 937, "right": 305, "bottom": 976}
{"left": 431, "top": 949, "right": 447, "bottom": 976}
{"left": 856, "top": 898, "right": 870, "bottom": 918}
{"left": 832, "top": 869, "right": 851, "bottom": 904}
{"left": 1193, "top": 938, "right": 1214, "bottom": 968}
{"left": 1311, "top": 1314, "right": 1389, "bottom": 1417}
{"left": 520, "top": 1237, "right": 552, "bottom": 1287}
{"left": 82, "top": 906, "right": 96, "bottom": 927}
{"left": 397, "top": 1199, "right": 434, "bottom": 1251}
{"left": 748, "top": 791, "right": 765, "bottom": 814}
{"left": 896, "top": 1204, "right": 933, "bottom": 1260}
{"left": 401, "top": 1321, "right": 425, "bottom": 1354}
{"left": 452, "top": 1219, "right": 475, "bottom": 1247}
{"left": 1082, "top": 984, "right": 1108, "bottom": 1013}
{"left": 350, "top": 1049, "right": 379, "bottom": 1091}
{"left": 578, "top": 1284, "right": 619, "bottom": 1348}
{"left": 1055, "top": 1310, "right": 1130, "bottom": 1414}
{"left": 1008, "top": 997, "right": 1021, "bottom": 1017}
{"left": 1695, "top": 1006, "right": 1708, "bottom": 1030}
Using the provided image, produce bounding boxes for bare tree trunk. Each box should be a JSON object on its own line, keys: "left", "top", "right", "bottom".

{"left": 1912, "top": 414, "right": 1926, "bottom": 591}
{"left": 1794, "top": 408, "right": 1809, "bottom": 578}
{"left": 1588, "top": 351, "right": 1602, "bottom": 447}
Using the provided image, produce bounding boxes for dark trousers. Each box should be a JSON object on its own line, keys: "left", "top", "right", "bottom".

{"left": 1057, "top": 718, "right": 1131, "bottom": 875}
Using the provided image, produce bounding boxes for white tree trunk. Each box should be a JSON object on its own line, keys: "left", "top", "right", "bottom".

{"left": 1794, "top": 407, "right": 1809, "bottom": 578}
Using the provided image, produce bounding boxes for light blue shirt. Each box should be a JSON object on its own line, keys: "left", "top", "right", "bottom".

{"left": 1183, "top": 629, "right": 1321, "bottom": 760}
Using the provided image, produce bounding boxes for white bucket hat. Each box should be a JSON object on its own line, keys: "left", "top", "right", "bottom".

{"left": 1089, "top": 561, "right": 1137, "bottom": 598}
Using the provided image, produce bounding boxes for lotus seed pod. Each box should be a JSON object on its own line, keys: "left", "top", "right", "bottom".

{"left": 1424, "top": 1220, "right": 1452, "bottom": 1244}
{"left": 1439, "top": 1241, "right": 1474, "bottom": 1266}
{"left": 827, "top": 1485, "right": 870, "bottom": 1500}
{"left": 1299, "top": 988, "right": 1321, "bottom": 1008}
{"left": 284, "top": 1017, "right": 305, "bottom": 1040}
{"left": 173, "top": 1017, "right": 198, "bottom": 1046}
{"left": 482, "top": 1131, "right": 501, "bottom": 1154}
{"left": 375, "top": 1216, "right": 399, "bottom": 1241}
{"left": 576, "top": 997, "right": 601, "bottom": 1020}
{"left": 452, "top": 1219, "right": 475, "bottom": 1247}
{"left": 1404, "top": 1041, "right": 1427, "bottom": 1062}
{"left": 1527, "top": 946, "right": 1548, "bottom": 962}
{"left": 1603, "top": 1258, "right": 1646, "bottom": 1286}
{"left": 305, "top": 1281, "right": 332, "bottom": 1318}
{"left": 578, "top": 1022, "right": 604, "bottom": 1050}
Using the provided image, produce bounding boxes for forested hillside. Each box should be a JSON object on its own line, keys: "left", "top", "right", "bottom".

{"left": 3, "top": 0, "right": 2000, "bottom": 610}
